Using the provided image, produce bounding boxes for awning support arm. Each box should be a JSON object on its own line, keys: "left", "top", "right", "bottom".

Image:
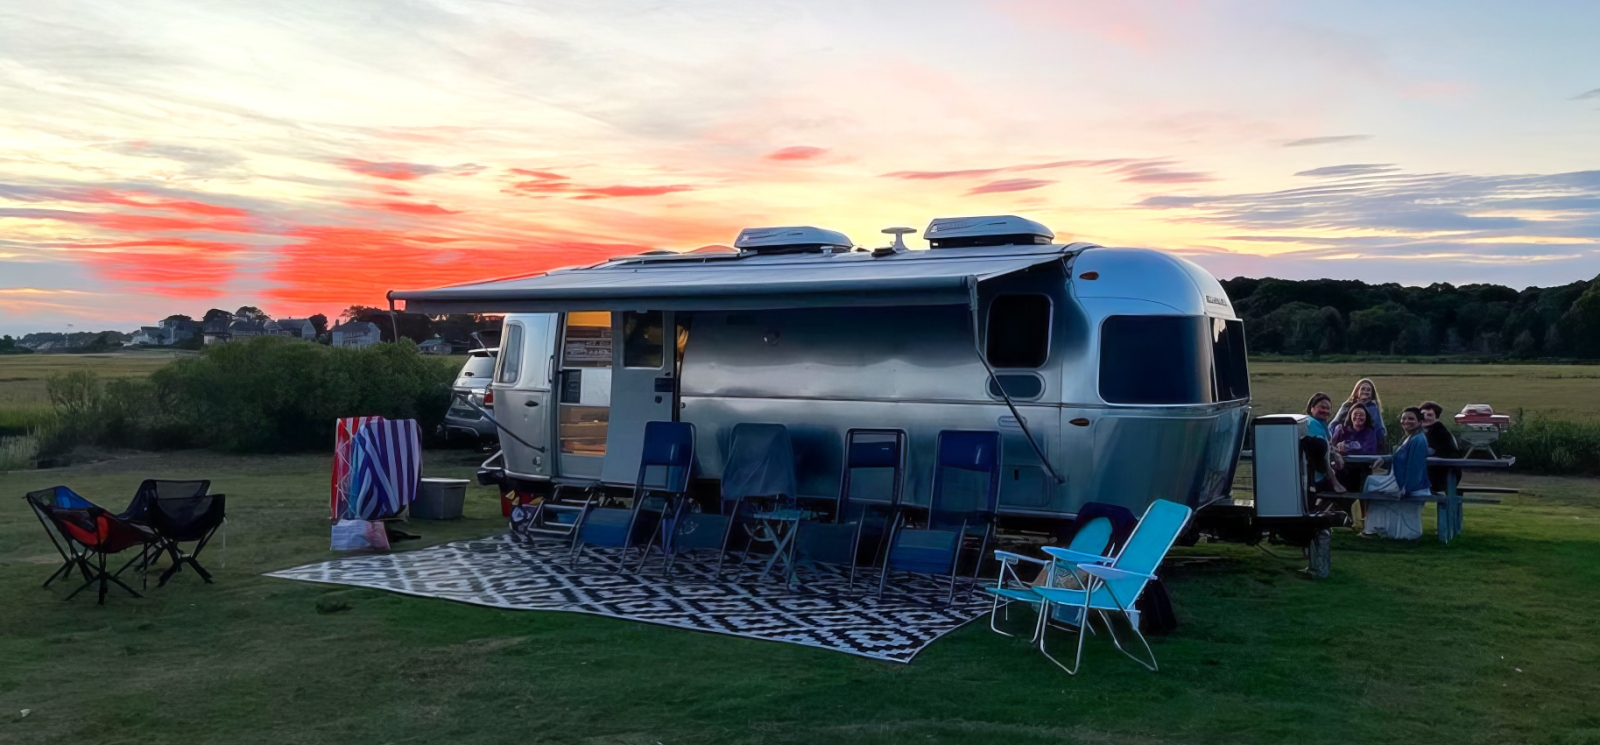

{"left": 966, "top": 277, "right": 1066, "bottom": 485}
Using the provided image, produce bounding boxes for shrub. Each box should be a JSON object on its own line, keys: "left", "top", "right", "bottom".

{"left": 35, "top": 338, "right": 458, "bottom": 455}
{"left": 1497, "top": 415, "right": 1600, "bottom": 475}
{"left": 151, "top": 336, "right": 457, "bottom": 452}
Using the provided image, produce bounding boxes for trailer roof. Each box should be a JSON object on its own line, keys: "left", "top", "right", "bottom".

{"left": 390, "top": 243, "right": 1090, "bottom": 314}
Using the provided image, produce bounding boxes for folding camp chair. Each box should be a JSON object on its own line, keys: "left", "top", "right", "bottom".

{"left": 665, "top": 423, "right": 795, "bottom": 579}
{"left": 789, "top": 429, "right": 905, "bottom": 590}
{"left": 986, "top": 503, "right": 1136, "bottom": 640}
{"left": 45, "top": 504, "right": 161, "bottom": 604}
{"left": 24, "top": 486, "right": 99, "bottom": 588}
{"left": 1029, "top": 499, "right": 1194, "bottom": 674}
{"left": 569, "top": 422, "right": 691, "bottom": 571}
{"left": 148, "top": 489, "right": 227, "bottom": 587}
{"left": 877, "top": 430, "right": 1002, "bottom": 606}
{"left": 624, "top": 421, "right": 697, "bottom": 571}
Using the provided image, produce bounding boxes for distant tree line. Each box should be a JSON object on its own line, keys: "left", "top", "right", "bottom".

{"left": 1223, "top": 274, "right": 1600, "bottom": 359}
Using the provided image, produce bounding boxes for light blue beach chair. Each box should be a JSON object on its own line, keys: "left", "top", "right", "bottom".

{"left": 986, "top": 514, "right": 1114, "bottom": 640}
{"left": 1030, "top": 499, "right": 1193, "bottom": 674}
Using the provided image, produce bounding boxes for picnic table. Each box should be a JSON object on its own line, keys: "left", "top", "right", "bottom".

{"left": 1316, "top": 455, "right": 1515, "bottom": 543}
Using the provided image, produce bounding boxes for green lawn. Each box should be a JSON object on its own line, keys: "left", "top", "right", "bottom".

{"left": 3, "top": 451, "right": 1598, "bottom": 744}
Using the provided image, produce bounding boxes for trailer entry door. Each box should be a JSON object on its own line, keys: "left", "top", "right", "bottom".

{"left": 600, "top": 310, "right": 678, "bottom": 485}
{"left": 556, "top": 311, "right": 612, "bottom": 480}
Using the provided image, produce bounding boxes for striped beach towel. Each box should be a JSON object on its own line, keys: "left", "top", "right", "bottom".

{"left": 348, "top": 418, "right": 422, "bottom": 520}
{"left": 331, "top": 416, "right": 385, "bottom": 521}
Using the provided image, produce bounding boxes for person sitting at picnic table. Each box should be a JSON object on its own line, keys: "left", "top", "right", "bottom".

{"left": 1330, "top": 405, "right": 1379, "bottom": 492}
{"left": 1332, "top": 378, "right": 1387, "bottom": 452}
{"left": 1363, "top": 407, "right": 1434, "bottom": 540}
{"left": 1419, "top": 400, "right": 1462, "bottom": 493}
{"left": 1304, "top": 392, "right": 1345, "bottom": 494}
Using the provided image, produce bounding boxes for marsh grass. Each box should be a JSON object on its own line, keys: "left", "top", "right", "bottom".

{"left": 0, "top": 434, "right": 38, "bottom": 471}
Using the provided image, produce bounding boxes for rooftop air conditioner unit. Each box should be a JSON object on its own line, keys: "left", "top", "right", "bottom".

{"left": 733, "top": 226, "right": 854, "bottom": 255}
{"left": 924, "top": 215, "right": 1054, "bottom": 249}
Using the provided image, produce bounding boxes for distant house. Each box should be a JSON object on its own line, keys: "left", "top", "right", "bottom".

{"left": 274, "top": 317, "right": 318, "bottom": 340}
{"left": 131, "top": 326, "right": 166, "bottom": 346}
{"left": 158, "top": 318, "right": 201, "bottom": 344}
{"left": 229, "top": 319, "right": 268, "bottom": 340}
{"left": 418, "top": 337, "right": 452, "bottom": 355}
{"left": 203, "top": 316, "right": 233, "bottom": 345}
{"left": 331, "top": 321, "right": 382, "bottom": 349}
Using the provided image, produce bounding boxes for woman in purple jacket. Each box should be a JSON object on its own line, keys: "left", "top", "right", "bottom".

{"left": 1331, "top": 406, "right": 1380, "bottom": 492}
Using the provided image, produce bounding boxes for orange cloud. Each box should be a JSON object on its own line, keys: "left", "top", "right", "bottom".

{"left": 263, "top": 226, "right": 644, "bottom": 309}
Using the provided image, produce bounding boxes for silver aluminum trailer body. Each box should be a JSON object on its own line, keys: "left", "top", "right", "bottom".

{"left": 392, "top": 231, "right": 1251, "bottom": 519}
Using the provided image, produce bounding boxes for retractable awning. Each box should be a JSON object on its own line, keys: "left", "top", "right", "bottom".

{"left": 390, "top": 246, "right": 1078, "bottom": 314}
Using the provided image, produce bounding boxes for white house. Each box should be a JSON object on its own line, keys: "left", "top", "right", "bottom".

{"left": 418, "top": 337, "right": 452, "bottom": 355}
{"left": 331, "top": 321, "right": 383, "bottom": 349}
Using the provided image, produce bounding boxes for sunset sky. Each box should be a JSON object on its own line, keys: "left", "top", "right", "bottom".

{"left": 2, "top": 1, "right": 1598, "bottom": 335}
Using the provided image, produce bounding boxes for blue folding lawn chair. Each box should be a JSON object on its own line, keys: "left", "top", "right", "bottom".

{"left": 570, "top": 421, "right": 693, "bottom": 571}
{"left": 1030, "top": 499, "right": 1194, "bottom": 674}
{"left": 877, "top": 430, "right": 1001, "bottom": 606}
{"left": 789, "top": 429, "right": 906, "bottom": 590}
{"left": 665, "top": 423, "right": 794, "bottom": 578}
{"left": 986, "top": 504, "right": 1135, "bottom": 640}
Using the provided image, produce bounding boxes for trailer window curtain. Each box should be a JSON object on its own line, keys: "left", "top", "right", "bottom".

{"left": 1099, "top": 316, "right": 1211, "bottom": 405}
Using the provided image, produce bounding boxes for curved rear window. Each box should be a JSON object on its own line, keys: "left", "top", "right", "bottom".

{"left": 1099, "top": 316, "right": 1212, "bottom": 404}
{"left": 459, "top": 353, "right": 496, "bottom": 380}
{"left": 496, "top": 324, "right": 524, "bottom": 384}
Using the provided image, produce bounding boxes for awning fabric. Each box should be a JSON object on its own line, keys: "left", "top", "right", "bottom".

{"left": 391, "top": 247, "right": 1071, "bottom": 314}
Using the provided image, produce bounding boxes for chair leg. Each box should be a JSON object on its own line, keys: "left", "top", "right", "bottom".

{"left": 1099, "top": 605, "right": 1160, "bottom": 672}
{"left": 875, "top": 517, "right": 901, "bottom": 601}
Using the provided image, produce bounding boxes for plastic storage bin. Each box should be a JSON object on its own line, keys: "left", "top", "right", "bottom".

{"left": 412, "top": 478, "right": 469, "bottom": 519}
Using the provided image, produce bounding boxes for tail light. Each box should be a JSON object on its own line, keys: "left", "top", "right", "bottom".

{"left": 483, "top": 388, "right": 495, "bottom": 406}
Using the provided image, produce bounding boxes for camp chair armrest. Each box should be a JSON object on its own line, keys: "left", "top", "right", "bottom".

{"left": 1079, "top": 563, "right": 1156, "bottom": 582}
{"left": 993, "top": 550, "right": 1047, "bottom": 567}
{"left": 1041, "top": 547, "right": 1112, "bottom": 564}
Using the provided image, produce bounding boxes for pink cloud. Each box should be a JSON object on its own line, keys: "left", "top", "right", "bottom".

{"left": 968, "top": 178, "right": 1057, "bottom": 195}
{"left": 336, "top": 158, "right": 445, "bottom": 181}
{"left": 764, "top": 146, "right": 829, "bottom": 161}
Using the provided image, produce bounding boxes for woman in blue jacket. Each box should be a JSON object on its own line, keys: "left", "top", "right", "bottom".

{"left": 1363, "top": 407, "right": 1433, "bottom": 539}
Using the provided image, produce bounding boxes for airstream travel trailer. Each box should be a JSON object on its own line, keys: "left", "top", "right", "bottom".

{"left": 390, "top": 215, "right": 1255, "bottom": 532}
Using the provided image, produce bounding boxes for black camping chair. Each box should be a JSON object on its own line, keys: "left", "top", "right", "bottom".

{"left": 146, "top": 485, "right": 226, "bottom": 587}
{"left": 790, "top": 429, "right": 906, "bottom": 590}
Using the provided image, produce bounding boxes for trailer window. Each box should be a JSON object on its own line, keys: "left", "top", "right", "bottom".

{"left": 1099, "top": 316, "right": 1211, "bottom": 405}
{"left": 496, "top": 323, "right": 523, "bottom": 384}
{"left": 986, "top": 294, "right": 1051, "bottom": 368}
{"left": 1212, "top": 318, "right": 1250, "bottom": 401}
{"left": 622, "top": 311, "right": 664, "bottom": 368}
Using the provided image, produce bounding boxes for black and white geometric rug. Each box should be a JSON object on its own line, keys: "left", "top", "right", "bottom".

{"left": 266, "top": 535, "right": 991, "bottom": 663}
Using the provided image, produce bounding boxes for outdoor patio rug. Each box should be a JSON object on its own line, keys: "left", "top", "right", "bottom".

{"left": 267, "top": 534, "right": 991, "bottom": 663}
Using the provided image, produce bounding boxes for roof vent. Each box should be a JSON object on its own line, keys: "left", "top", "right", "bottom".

{"left": 733, "top": 226, "right": 854, "bottom": 255}
{"left": 924, "top": 215, "right": 1054, "bottom": 249}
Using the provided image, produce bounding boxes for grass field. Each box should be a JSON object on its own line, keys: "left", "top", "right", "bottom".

{"left": 1248, "top": 361, "right": 1600, "bottom": 421}
{"left": 2, "top": 451, "right": 1597, "bottom": 745}
{"left": 0, "top": 351, "right": 193, "bottom": 434}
